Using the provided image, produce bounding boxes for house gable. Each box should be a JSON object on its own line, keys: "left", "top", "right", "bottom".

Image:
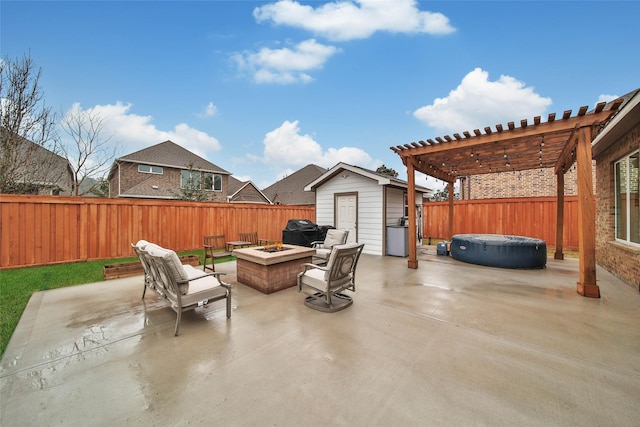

{"left": 108, "top": 140, "right": 230, "bottom": 201}
{"left": 228, "top": 176, "right": 271, "bottom": 204}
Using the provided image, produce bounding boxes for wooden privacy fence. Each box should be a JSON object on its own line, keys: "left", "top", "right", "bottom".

{"left": 422, "top": 196, "right": 579, "bottom": 250}
{"left": 1, "top": 195, "right": 579, "bottom": 268}
{"left": 0, "top": 195, "right": 315, "bottom": 269}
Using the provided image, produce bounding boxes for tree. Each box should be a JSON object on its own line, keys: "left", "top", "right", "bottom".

{"left": 0, "top": 53, "right": 62, "bottom": 194}
{"left": 174, "top": 164, "right": 207, "bottom": 202}
{"left": 376, "top": 164, "right": 398, "bottom": 178}
{"left": 60, "top": 105, "right": 117, "bottom": 196}
{"left": 429, "top": 183, "right": 459, "bottom": 201}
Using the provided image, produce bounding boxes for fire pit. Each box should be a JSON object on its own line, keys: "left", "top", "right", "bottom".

{"left": 233, "top": 244, "right": 315, "bottom": 294}
{"left": 260, "top": 242, "right": 288, "bottom": 253}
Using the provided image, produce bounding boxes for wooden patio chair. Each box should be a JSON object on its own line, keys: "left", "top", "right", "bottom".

{"left": 239, "top": 231, "right": 259, "bottom": 246}
{"left": 203, "top": 235, "right": 232, "bottom": 272}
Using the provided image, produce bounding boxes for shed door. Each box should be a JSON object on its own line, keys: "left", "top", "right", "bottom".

{"left": 336, "top": 193, "right": 357, "bottom": 243}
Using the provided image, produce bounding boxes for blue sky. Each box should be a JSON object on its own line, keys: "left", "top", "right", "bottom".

{"left": 2, "top": 0, "right": 639, "bottom": 191}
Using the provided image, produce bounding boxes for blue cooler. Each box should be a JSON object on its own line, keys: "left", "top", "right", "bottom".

{"left": 437, "top": 241, "right": 450, "bottom": 256}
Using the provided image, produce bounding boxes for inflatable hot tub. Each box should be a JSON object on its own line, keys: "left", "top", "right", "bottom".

{"left": 450, "top": 234, "right": 547, "bottom": 269}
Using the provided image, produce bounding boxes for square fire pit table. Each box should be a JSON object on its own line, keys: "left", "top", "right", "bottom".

{"left": 234, "top": 244, "right": 315, "bottom": 294}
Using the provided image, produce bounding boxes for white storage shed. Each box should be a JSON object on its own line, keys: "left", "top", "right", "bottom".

{"left": 304, "top": 163, "right": 431, "bottom": 256}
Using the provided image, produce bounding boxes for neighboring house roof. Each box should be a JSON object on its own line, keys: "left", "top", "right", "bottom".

{"left": 592, "top": 88, "right": 640, "bottom": 157}
{"left": 228, "top": 176, "right": 272, "bottom": 204}
{"left": 108, "top": 140, "right": 230, "bottom": 180}
{"left": 1, "top": 129, "right": 74, "bottom": 194}
{"left": 304, "top": 162, "right": 432, "bottom": 195}
{"left": 262, "top": 164, "right": 327, "bottom": 205}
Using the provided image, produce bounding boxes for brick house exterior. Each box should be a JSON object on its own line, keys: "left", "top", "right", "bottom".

{"left": 459, "top": 164, "right": 596, "bottom": 199}
{"left": 0, "top": 130, "right": 74, "bottom": 195}
{"left": 107, "top": 140, "right": 231, "bottom": 202}
{"left": 228, "top": 176, "right": 272, "bottom": 203}
{"left": 592, "top": 89, "right": 640, "bottom": 291}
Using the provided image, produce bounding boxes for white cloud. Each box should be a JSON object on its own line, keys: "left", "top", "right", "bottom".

{"left": 259, "top": 120, "right": 373, "bottom": 177}
{"left": 67, "top": 102, "right": 222, "bottom": 158}
{"left": 233, "top": 39, "right": 339, "bottom": 84}
{"left": 413, "top": 68, "right": 553, "bottom": 134}
{"left": 598, "top": 94, "right": 619, "bottom": 104}
{"left": 197, "top": 102, "right": 218, "bottom": 118}
{"left": 254, "top": 0, "right": 455, "bottom": 41}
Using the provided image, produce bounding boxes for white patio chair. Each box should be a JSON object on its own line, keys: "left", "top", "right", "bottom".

{"left": 310, "top": 229, "right": 349, "bottom": 264}
{"left": 297, "top": 243, "right": 364, "bottom": 312}
{"left": 142, "top": 244, "right": 231, "bottom": 336}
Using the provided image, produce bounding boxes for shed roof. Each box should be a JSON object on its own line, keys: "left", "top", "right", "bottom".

{"left": 305, "top": 162, "right": 431, "bottom": 194}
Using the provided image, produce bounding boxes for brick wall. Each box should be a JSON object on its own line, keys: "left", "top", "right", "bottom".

{"left": 460, "top": 164, "right": 596, "bottom": 199}
{"left": 594, "top": 125, "right": 640, "bottom": 292}
{"left": 111, "top": 162, "right": 228, "bottom": 202}
{"left": 231, "top": 183, "right": 269, "bottom": 203}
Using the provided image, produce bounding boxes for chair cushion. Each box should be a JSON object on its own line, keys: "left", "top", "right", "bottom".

{"left": 300, "top": 268, "right": 327, "bottom": 291}
{"left": 135, "top": 239, "right": 150, "bottom": 249}
{"left": 146, "top": 245, "right": 190, "bottom": 294}
{"left": 181, "top": 276, "right": 227, "bottom": 307}
{"left": 183, "top": 264, "right": 209, "bottom": 280}
{"left": 301, "top": 267, "right": 351, "bottom": 292}
{"left": 315, "top": 248, "right": 331, "bottom": 260}
{"left": 323, "top": 230, "right": 347, "bottom": 248}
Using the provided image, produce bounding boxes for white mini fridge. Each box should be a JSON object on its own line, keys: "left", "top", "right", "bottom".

{"left": 386, "top": 226, "right": 409, "bottom": 257}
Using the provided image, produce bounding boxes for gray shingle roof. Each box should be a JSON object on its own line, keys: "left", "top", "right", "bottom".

{"left": 228, "top": 176, "right": 272, "bottom": 204}
{"left": 118, "top": 140, "right": 230, "bottom": 174}
{"left": 262, "top": 164, "right": 327, "bottom": 205}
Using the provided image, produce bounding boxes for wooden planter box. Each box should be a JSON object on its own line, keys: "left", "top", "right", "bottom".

{"left": 103, "top": 255, "right": 200, "bottom": 280}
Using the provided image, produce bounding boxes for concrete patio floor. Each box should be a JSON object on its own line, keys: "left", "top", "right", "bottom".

{"left": 1, "top": 246, "right": 639, "bottom": 426}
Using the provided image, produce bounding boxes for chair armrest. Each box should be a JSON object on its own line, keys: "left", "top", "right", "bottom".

{"left": 299, "top": 263, "right": 327, "bottom": 274}
{"left": 189, "top": 271, "right": 229, "bottom": 286}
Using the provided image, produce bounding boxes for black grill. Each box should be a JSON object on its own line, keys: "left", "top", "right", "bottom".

{"left": 282, "top": 219, "right": 332, "bottom": 247}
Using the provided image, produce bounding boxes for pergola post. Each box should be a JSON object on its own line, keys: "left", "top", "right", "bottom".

{"left": 407, "top": 159, "right": 418, "bottom": 269}
{"left": 576, "top": 126, "right": 599, "bottom": 298}
{"left": 448, "top": 182, "right": 454, "bottom": 240}
{"left": 555, "top": 171, "right": 565, "bottom": 260}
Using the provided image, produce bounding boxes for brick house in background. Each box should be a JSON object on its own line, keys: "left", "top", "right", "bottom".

{"left": 459, "top": 165, "right": 595, "bottom": 199}
{"left": 107, "top": 140, "right": 231, "bottom": 201}
{"left": 0, "top": 130, "right": 74, "bottom": 195}
{"left": 228, "top": 176, "right": 272, "bottom": 204}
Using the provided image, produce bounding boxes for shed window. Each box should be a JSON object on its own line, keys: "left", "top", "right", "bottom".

{"left": 614, "top": 150, "right": 639, "bottom": 245}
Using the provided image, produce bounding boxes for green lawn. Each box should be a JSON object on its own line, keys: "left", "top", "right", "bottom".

{"left": 0, "top": 250, "right": 233, "bottom": 357}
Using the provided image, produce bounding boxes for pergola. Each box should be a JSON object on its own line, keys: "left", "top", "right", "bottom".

{"left": 391, "top": 98, "right": 624, "bottom": 298}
